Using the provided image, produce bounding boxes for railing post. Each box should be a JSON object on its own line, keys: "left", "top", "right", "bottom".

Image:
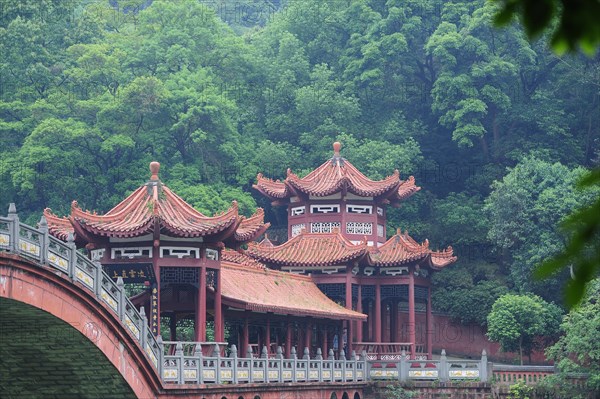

{"left": 340, "top": 349, "right": 346, "bottom": 382}
{"left": 316, "top": 348, "right": 323, "bottom": 382}
{"left": 116, "top": 277, "right": 125, "bottom": 320}
{"left": 195, "top": 343, "right": 203, "bottom": 384}
{"left": 8, "top": 203, "right": 19, "bottom": 252}
{"left": 276, "top": 346, "right": 284, "bottom": 383}
{"left": 291, "top": 347, "right": 297, "bottom": 383}
{"left": 328, "top": 349, "right": 335, "bottom": 382}
{"left": 400, "top": 349, "right": 408, "bottom": 382}
{"left": 440, "top": 349, "right": 448, "bottom": 382}
{"left": 481, "top": 349, "right": 488, "bottom": 382}
{"left": 66, "top": 233, "right": 77, "bottom": 280}
{"left": 230, "top": 344, "right": 238, "bottom": 384}
{"left": 139, "top": 307, "right": 147, "bottom": 349}
{"left": 157, "top": 335, "right": 164, "bottom": 382}
{"left": 175, "top": 342, "right": 184, "bottom": 384}
{"left": 352, "top": 350, "right": 357, "bottom": 381}
{"left": 214, "top": 343, "right": 221, "bottom": 384}
{"left": 38, "top": 215, "right": 49, "bottom": 265}
{"left": 303, "top": 347, "right": 310, "bottom": 382}
{"left": 262, "top": 345, "right": 269, "bottom": 383}
{"left": 93, "top": 260, "right": 103, "bottom": 298}
{"left": 361, "top": 350, "right": 368, "bottom": 382}
{"left": 247, "top": 346, "right": 254, "bottom": 383}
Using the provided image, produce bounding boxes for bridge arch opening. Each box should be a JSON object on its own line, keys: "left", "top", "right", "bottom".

{"left": 0, "top": 297, "right": 136, "bottom": 398}
{"left": 342, "top": 393, "right": 350, "bottom": 399}
{"left": 354, "top": 393, "right": 361, "bottom": 399}
{"left": 330, "top": 393, "right": 338, "bottom": 399}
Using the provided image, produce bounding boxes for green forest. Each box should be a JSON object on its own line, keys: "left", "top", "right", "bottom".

{"left": 0, "top": 0, "right": 599, "bottom": 384}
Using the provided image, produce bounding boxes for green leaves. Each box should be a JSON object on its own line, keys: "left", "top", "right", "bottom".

{"left": 487, "top": 293, "right": 562, "bottom": 364}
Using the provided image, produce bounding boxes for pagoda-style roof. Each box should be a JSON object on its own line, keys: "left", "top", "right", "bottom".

{"left": 246, "top": 230, "right": 370, "bottom": 267}
{"left": 246, "top": 229, "right": 456, "bottom": 271}
{"left": 44, "top": 162, "right": 268, "bottom": 243}
{"left": 219, "top": 260, "right": 366, "bottom": 320}
{"left": 223, "top": 208, "right": 270, "bottom": 247}
{"left": 369, "top": 230, "right": 456, "bottom": 270}
{"left": 253, "top": 142, "right": 420, "bottom": 203}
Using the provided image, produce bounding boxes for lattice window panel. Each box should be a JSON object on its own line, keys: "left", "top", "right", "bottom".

{"left": 310, "top": 222, "right": 340, "bottom": 233}
{"left": 377, "top": 207, "right": 384, "bottom": 216}
{"left": 206, "top": 270, "right": 217, "bottom": 289}
{"left": 310, "top": 204, "right": 340, "bottom": 214}
{"left": 291, "top": 224, "right": 305, "bottom": 237}
{"left": 346, "top": 222, "right": 373, "bottom": 235}
{"left": 361, "top": 285, "right": 375, "bottom": 299}
{"left": 317, "top": 283, "right": 345, "bottom": 300}
{"left": 381, "top": 285, "right": 408, "bottom": 300}
{"left": 160, "top": 267, "right": 199, "bottom": 285}
{"left": 377, "top": 224, "right": 384, "bottom": 237}
{"left": 346, "top": 204, "right": 372, "bottom": 214}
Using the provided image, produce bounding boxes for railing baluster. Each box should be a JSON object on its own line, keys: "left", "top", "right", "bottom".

{"left": 8, "top": 203, "right": 18, "bottom": 253}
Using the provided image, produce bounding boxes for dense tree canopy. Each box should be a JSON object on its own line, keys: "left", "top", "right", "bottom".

{"left": 1, "top": 0, "right": 598, "bottom": 357}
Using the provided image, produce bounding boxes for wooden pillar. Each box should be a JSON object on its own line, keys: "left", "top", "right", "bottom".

{"left": 266, "top": 317, "right": 271, "bottom": 355}
{"left": 322, "top": 325, "right": 328, "bottom": 355}
{"left": 375, "top": 283, "right": 382, "bottom": 342}
{"left": 195, "top": 265, "right": 207, "bottom": 341}
{"left": 408, "top": 268, "right": 416, "bottom": 359}
{"left": 305, "top": 319, "right": 312, "bottom": 352}
{"left": 285, "top": 318, "right": 292, "bottom": 357}
{"left": 390, "top": 300, "right": 398, "bottom": 342}
{"left": 356, "top": 284, "right": 363, "bottom": 343}
{"left": 214, "top": 269, "right": 223, "bottom": 341}
{"left": 427, "top": 286, "right": 433, "bottom": 359}
{"left": 345, "top": 271, "right": 353, "bottom": 354}
{"left": 243, "top": 315, "right": 249, "bottom": 356}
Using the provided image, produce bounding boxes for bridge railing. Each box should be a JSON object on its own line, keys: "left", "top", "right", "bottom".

{"left": 367, "top": 349, "right": 489, "bottom": 382}
{"left": 0, "top": 205, "right": 161, "bottom": 371}
{"left": 160, "top": 342, "right": 368, "bottom": 385}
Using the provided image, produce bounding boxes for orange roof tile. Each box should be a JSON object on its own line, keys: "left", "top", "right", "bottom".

{"left": 254, "top": 142, "right": 420, "bottom": 202}
{"left": 246, "top": 230, "right": 369, "bottom": 267}
{"left": 43, "top": 209, "right": 74, "bottom": 241}
{"left": 221, "top": 248, "right": 266, "bottom": 270}
{"left": 225, "top": 208, "right": 270, "bottom": 245}
{"left": 371, "top": 230, "right": 456, "bottom": 269}
{"left": 220, "top": 261, "right": 366, "bottom": 320}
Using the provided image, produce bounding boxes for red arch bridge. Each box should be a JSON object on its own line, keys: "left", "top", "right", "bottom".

{"left": 0, "top": 205, "right": 490, "bottom": 399}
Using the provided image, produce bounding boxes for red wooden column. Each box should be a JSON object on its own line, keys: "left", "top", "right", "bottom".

{"left": 214, "top": 268, "right": 223, "bottom": 342}
{"left": 322, "top": 325, "right": 328, "bottom": 355}
{"left": 266, "top": 317, "right": 271, "bottom": 355}
{"left": 195, "top": 265, "right": 207, "bottom": 341}
{"left": 375, "top": 282, "right": 382, "bottom": 342}
{"left": 408, "top": 268, "right": 416, "bottom": 359}
{"left": 356, "top": 284, "right": 363, "bottom": 342}
{"left": 243, "top": 315, "right": 249, "bottom": 355}
{"left": 305, "top": 319, "right": 312, "bottom": 352}
{"left": 427, "top": 286, "right": 433, "bottom": 359}
{"left": 345, "top": 271, "right": 353, "bottom": 353}
{"left": 285, "top": 319, "right": 292, "bottom": 357}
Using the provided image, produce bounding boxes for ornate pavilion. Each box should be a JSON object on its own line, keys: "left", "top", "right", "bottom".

{"left": 43, "top": 143, "right": 456, "bottom": 359}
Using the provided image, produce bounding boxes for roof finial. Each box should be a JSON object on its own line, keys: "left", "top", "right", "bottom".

{"left": 150, "top": 161, "right": 160, "bottom": 180}
{"left": 333, "top": 141, "right": 341, "bottom": 157}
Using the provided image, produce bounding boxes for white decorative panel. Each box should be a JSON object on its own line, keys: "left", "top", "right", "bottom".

{"left": 310, "top": 222, "right": 341, "bottom": 233}
{"left": 377, "top": 224, "right": 384, "bottom": 237}
{"left": 346, "top": 204, "right": 372, "bottom": 214}
{"left": 206, "top": 248, "right": 219, "bottom": 260}
{"left": 291, "top": 224, "right": 305, "bottom": 237}
{"left": 290, "top": 206, "right": 305, "bottom": 216}
{"left": 90, "top": 248, "right": 105, "bottom": 261}
{"left": 111, "top": 247, "right": 152, "bottom": 259}
{"left": 346, "top": 222, "right": 373, "bottom": 235}
{"left": 310, "top": 204, "right": 340, "bottom": 214}
{"left": 161, "top": 247, "right": 199, "bottom": 259}
{"left": 377, "top": 207, "right": 384, "bottom": 216}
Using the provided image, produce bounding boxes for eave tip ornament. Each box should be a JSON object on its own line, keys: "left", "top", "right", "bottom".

{"left": 333, "top": 141, "right": 341, "bottom": 157}
{"left": 150, "top": 161, "right": 160, "bottom": 180}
